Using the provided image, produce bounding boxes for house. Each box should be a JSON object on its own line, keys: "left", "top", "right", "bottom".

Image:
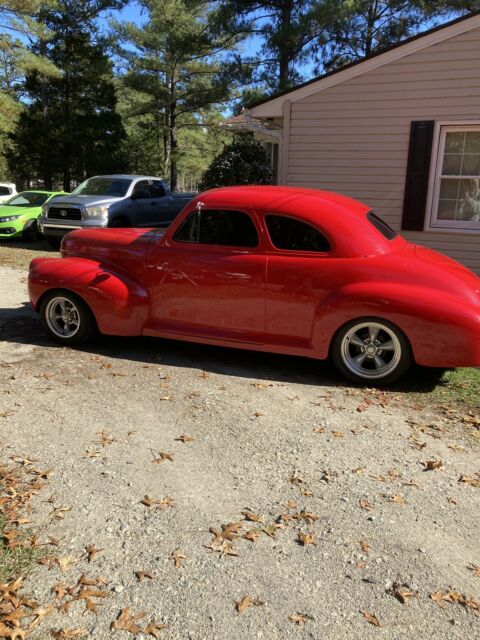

{"left": 240, "top": 11, "right": 480, "bottom": 274}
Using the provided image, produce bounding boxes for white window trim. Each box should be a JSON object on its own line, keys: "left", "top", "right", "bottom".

{"left": 426, "top": 121, "right": 480, "bottom": 234}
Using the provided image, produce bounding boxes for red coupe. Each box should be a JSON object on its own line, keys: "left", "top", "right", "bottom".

{"left": 28, "top": 186, "right": 480, "bottom": 385}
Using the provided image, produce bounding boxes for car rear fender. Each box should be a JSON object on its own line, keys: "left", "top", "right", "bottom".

{"left": 312, "top": 282, "right": 480, "bottom": 367}
{"left": 29, "top": 257, "right": 149, "bottom": 336}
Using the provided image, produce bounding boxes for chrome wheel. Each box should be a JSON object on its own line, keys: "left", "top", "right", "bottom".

{"left": 340, "top": 321, "right": 402, "bottom": 380}
{"left": 44, "top": 296, "right": 81, "bottom": 339}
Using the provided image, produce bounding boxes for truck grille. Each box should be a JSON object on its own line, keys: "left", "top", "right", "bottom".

{"left": 48, "top": 207, "right": 82, "bottom": 220}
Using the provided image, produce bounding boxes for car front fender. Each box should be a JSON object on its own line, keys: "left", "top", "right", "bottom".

{"left": 29, "top": 257, "right": 149, "bottom": 336}
{"left": 313, "top": 282, "right": 480, "bottom": 367}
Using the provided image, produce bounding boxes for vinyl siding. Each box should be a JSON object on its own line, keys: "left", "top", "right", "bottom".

{"left": 287, "top": 26, "right": 480, "bottom": 274}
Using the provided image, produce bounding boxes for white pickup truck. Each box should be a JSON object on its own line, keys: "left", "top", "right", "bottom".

{"left": 38, "top": 174, "right": 196, "bottom": 248}
{"left": 0, "top": 183, "right": 17, "bottom": 204}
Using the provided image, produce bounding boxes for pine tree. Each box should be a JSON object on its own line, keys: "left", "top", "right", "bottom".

{"left": 7, "top": 0, "right": 126, "bottom": 189}
{"left": 115, "top": 0, "right": 242, "bottom": 191}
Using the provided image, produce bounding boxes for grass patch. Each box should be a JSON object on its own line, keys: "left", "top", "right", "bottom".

{"left": 0, "top": 515, "right": 41, "bottom": 583}
{"left": 433, "top": 367, "right": 480, "bottom": 407}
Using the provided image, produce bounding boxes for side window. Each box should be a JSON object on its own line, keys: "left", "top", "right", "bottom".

{"left": 132, "top": 180, "right": 150, "bottom": 199}
{"left": 150, "top": 181, "right": 166, "bottom": 198}
{"left": 199, "top": 210, "right": 258, "bottom": 247}
{"left": 174, "top": 209, "right": 258, "bottom": 247}
{"left": 266, "top": 214, "right": 330, "bottom": 252}
{"left": 0, "top": 187, "right": 10, "bottom": 196}
{"left": 174, "top": 210, "right": 199, "bottom": 243}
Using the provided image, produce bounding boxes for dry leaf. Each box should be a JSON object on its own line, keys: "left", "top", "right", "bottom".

{"left": 286, "top": 499, "right": 297, "bottom": 509}
{"left": 312, "top": 427, "right": 325, "bottom": 433}
{"left": 235, "top": 595, "right": 264, "bottom": 614}
{"left": 359, "top": 499, "right": 373, "bottom": 511}
{"left": 171, "top": 549, "right": 186, "bottom": 569}
{"left": 243, "top": 530, "right": 261, "bottom": 543}
{"left": 331, "top": 431, "right": 344, "bottom": 438}
{"left": 297, "top": 532, "right": 316, "bottom": 546}
{"left": 111, "top": 608, "right": 146, "bottom": 634}
{"left": 135, "top": 570, "right": 155, "bottom": 582}
{"left": 360, "top": 610, "right": 381, "bottom": 626}
{"left": 423, "top": 459, "right": 444, "bottom": 471}
{"left": 241, "top": 511, "right": 263, "bottom": 523}
{"left": 386, "top": 495, "right": 407, "bottom": 505}
{"left": 467, "top": 563, "right": 480, "bottom": 577}
{"left": 358, "top": 540, "right": 371, "bottom": 553}
{"left": 151, "top": 450, "right": 174, "bottom": 464}
{"left": 86, "top": 544, "right": 103, "bottom": 563}
{"left": 143, "top": 621, "right": 167, "bottom": 638}
{"left": 51, "top": 629, "right": 88, "bottom": 639}
{"left": 174, "top": 435, "right": 194, "bottom": 443}
{"left": 288, "top": 613, "right": 312, "bottom": 626}
{"left": 458, "top": 475, "right": 480, "bottom": 488}
{"left": 56, "top": 556, "right": 79, "bottom": 575}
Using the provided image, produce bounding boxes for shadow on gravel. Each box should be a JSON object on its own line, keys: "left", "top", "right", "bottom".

{"left": 0, "top": 239, "right": 55, "bottom": 253}
{"left": 0, "top": 302, "right": 447, "bottom": 393}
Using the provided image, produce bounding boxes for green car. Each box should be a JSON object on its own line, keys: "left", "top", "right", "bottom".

{"left": 0, "top": 190, "right": 68, "bottom": 242}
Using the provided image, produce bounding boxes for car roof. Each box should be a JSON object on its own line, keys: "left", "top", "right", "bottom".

{"left": 87, "top": 175, "right": 164, "bottom": 181}
{"left": 188, "top": 186, "right": 397, "bottom": 258}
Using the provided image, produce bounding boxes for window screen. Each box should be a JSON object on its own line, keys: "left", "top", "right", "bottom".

{"left": 266, "top": 214, "right": 330, "bottom": 252}
{"left": 174, "top": 209, "right": 258, "bottom": 248}
{"left": 367, "top": 212, "right": 397, "bottom": 240}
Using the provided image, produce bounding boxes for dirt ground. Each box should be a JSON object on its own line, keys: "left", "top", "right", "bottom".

{"left": 0, "top": 262, "right": 479, "bottom": 640}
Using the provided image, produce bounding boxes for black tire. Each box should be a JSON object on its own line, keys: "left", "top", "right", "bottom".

{"left": 109, "top": 217, "right": 131, "bottom": 228}
{"left": 46, "top": 236, "right": 62, "bottom": 250}
{"left": 39, "top": 290, "right": 97, "bottom": 346}
{"left": 22, "top": 219, "right": 39, "bottom": 243}
{"left": 331, "top": 317, "right": 412, "bottom": 386}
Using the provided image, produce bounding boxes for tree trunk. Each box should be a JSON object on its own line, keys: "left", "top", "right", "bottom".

{"left": 39, "top": 35, "right": 52, "bottom": 190}
{"left": 278, "top": 0, "right": 293, "bottom": 91}
{"left": 169, "top": 72, "right": 177, "bottom": 191}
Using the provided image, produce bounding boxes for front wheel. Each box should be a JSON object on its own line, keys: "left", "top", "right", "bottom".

{"left": 39, "top": 291, "right": 96, "bottom": 345}
{"left": 331, "top": 318, "right": 412, "bottom": 385}
{"left": 22, "top": 219, "right": 39, "bottom": 242}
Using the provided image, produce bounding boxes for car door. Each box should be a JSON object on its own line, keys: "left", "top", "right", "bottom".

{"left": 130, "top": 180, "right": 153, "bottom": 224}
{"left": 264, "top": 213, "right": 334, "bottom": 349}
{"left": 147, "top": 207, "right": 266, "bottom": 344}
{"left": 143, "top": 181, "right": 176, "bottom": 227}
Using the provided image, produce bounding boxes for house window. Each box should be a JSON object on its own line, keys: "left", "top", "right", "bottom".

{"left": 430, "top": 125, "right": 480, "bottom": 231}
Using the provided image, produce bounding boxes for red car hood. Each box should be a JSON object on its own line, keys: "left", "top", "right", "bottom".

{"left": 61, "top": 227, "right": 161, "bottom": 277}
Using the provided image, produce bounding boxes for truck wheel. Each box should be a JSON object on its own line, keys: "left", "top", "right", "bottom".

{"left": 22, "top": 219, "right": 39, "bottom": 243}
{"left": 46, "top": 237, "right": 61, "bottom": 250}
{"left": 39, "top": 291, "right": 97, "bottom": 346}
{"left": 109, "top": 217, "right": 131, "bottom": 228}
{"left": 331, "top": 318, "right": 412, "bottom": 386}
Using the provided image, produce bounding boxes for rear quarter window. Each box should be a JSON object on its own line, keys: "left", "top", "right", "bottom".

{"left": 367, "top": 211, "right": 398, "bottom": 240}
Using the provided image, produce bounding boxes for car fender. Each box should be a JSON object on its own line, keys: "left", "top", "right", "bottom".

{"left": 312, "top": 281, "right": 480, "bottom": 367}
{"left": 29, "top": 257, "right": 149, "bottom": 336}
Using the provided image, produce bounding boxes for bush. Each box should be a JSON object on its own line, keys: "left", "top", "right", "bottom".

{"left": 199, "top": 135, "right": 272, "bottom": 191}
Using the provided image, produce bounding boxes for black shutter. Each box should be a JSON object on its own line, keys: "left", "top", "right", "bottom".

{"left": 401, "top": 120, "right": 435, "bottom": 231}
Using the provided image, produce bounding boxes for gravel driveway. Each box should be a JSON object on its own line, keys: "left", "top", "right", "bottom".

{"left": 0, "top": 264, "right": 479, "bottom": 639}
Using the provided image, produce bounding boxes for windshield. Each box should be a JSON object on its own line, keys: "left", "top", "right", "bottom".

{"left": 6, "top": 192, "right": 50, "bottom": 207}
{"left": 73, "top": 178, "right": 131, "bottom": 197}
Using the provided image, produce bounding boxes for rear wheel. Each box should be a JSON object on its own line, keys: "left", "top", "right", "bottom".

{"left": 331, "top": 318, "right": 412, "bottom": 385}
{"left": 39, "top": 291, "right": 96, "bottom": 345}
{"left": 22, "top": 219, "right": 39, "bottom": 242}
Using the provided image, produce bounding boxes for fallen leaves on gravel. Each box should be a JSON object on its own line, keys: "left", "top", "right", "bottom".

{"left": 288, "top": 613, "right": 312, "bottom": 626}
{"left": 360, "top": 610, "right": 381, "bottom": 626}
{"left": 243, "top": 530, "right": 261, "bottom": 542}
{"left": 95, "top": 430, "right": 115, "bottom": 447}
{"left": 56, "top": 555, "right": 79, "bottom": 575}
{"left": 235, "top": 595, "right": 264, "bottom": 614}
{"left": 385, "top": 495, "right": 407, "bottom": 505}
{"left": 467, "top": 563, "right": 480, "bottom": 577}
{"left": 241, "top": 510, "right": 263, "bottom": 523}
{"left": 358, "top": 540, "right": 371, "bottom": 553}
{"left": 389, "top": 582, "right": 417, "bottom": 604}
